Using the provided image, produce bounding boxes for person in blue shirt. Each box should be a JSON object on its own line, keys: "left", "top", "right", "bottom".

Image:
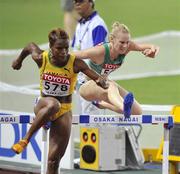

{"left": 72, "top": 0, "right": 108, "bottom": 51}
{"left": 72, "top": 0, "right": 108, "bottom": 114}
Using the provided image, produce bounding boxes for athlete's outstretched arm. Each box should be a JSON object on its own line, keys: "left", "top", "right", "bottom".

{"left": 129, "top": 41, "right": 160, "bottom": 58}
{"left": 74, "top": 58, "right": 109, "bottom": 89}
{"left": 72, "top": 45, "right": 105, "bottom": 64}
{"left": 12, "top": 42, "right": 43, "bottom": 70}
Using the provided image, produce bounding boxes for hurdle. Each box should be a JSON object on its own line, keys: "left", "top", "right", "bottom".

{"left": 0, "top": 113, "right": 173, "bottom": 174}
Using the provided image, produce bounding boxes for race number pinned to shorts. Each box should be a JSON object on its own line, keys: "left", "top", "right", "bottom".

{"left": 42, "top": 73, "right": 71, "bottom": 96}
{"left": 101, "top": 64, "right": 120, "bottom": 75}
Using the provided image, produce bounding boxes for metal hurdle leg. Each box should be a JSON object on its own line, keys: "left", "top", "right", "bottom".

{"left": 41, "top": 128, "right": 48, "bottom": 174}
{"left": 162, "top": 126, "right": 170, "bottom": 174}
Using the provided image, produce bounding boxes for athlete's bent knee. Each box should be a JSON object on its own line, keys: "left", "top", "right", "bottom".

{"left": 46, "top": 99, "right": 60, "bottom": 115}
{"left": 132, "top": 104, "right": 143, "bottom": 115}
{"left": 134, "top": 107, "right": 143, "bottom": 115}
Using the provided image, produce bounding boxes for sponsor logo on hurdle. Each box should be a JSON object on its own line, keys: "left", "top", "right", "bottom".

{"left": 0, "top": 116, "right": 16, "bottom": 123}
{"left": 153, "top": 115, "right": 167, "bottom": 123}
{"left": 91, "top": 116, "right": 140, "bottom": 123}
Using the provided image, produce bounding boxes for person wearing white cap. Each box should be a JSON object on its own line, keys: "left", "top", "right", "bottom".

{"left": 72, "top": 0, "right": 108, "bottom": 115}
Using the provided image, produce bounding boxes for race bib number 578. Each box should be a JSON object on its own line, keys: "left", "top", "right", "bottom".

{"left": 42, "top": 74, "right": 71, "bottom": 96}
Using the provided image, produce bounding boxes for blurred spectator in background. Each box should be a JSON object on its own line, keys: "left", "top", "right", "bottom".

{"left": 60, "top": 0, "right": 79, "bottom": 40}
{"left": 72, "top": 0, "right": 108, "bottom": 114}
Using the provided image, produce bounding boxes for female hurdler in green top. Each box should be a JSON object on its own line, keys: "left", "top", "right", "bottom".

{"left": 73, "top": 22, "right": 160, "bottom": 117}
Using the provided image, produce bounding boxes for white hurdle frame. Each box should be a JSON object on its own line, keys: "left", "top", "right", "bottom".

{"left": 0, "top": 113, "right": 174, "bottom": 174}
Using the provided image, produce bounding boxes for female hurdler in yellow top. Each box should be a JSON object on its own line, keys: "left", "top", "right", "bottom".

{"left": 11, "top": 28, "right": 108, "bottom": 174}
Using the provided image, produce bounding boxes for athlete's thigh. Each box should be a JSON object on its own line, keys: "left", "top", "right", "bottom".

{"left": 34, "top": 97, "right": 60, "bottom": 115}
{"left": 48, "top": 111, "right": 72, "bottom": 160}
{"left": 110, "top": 80, "right": 129, "bottom": 98}
{"left": 79, "top": 80, "right": 107, "bottom": 101}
